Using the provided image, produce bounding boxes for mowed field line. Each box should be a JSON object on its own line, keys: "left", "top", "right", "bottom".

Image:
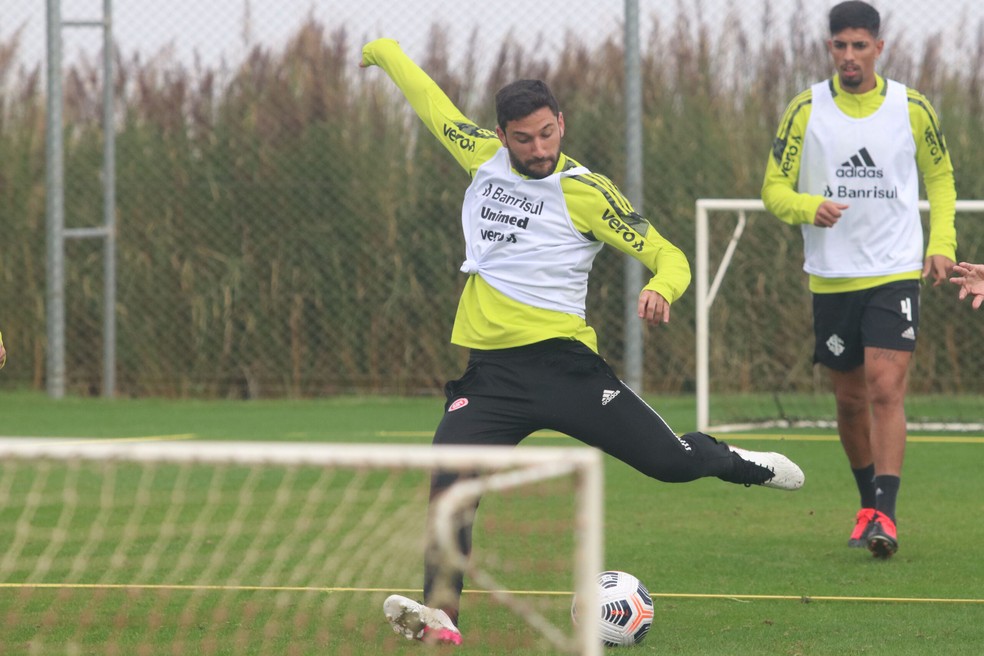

{"left": 1, "top": 582, "right": 983, "bottom": 606}
{"left": 0, "top": 434, "right": 197, "bottom": 445}
{"left": 375, "top": 430, "right": 984, "bottom": 443}
{"left": 3, "top": 432, "right": 980, "bottom": 444}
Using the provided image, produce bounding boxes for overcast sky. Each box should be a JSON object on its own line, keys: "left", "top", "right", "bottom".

{"left": 3, "top": 1, "right": 983, "bottom": 77}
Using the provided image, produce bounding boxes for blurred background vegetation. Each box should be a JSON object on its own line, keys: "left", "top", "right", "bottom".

{"left": 0, "top": 2, "right": 981, "bottom": 399}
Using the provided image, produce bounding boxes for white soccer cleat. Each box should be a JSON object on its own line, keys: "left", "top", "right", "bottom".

{"left": 383, "top": 594, "right": 463, "bottom": 645}
{"left": 728, "top": 446, "right": 805, "bottom": 491}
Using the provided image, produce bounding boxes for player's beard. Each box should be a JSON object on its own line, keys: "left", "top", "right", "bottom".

{"left": 507, "top": 148, "right": 558, "bottom": 180}
{"left": 840, "top": 66, "right": 864, "bottom": 89}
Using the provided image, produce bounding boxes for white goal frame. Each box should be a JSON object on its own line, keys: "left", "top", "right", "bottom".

{"left": 0, "top": 439, "right": 604, "bottom": 655}
{"left": 695, "top": 198, "right": 984, "bottom": 433}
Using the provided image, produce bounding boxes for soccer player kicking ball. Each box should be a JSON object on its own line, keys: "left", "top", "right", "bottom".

{"left": 360, "top": 38, "right": 804, "bottom": 646}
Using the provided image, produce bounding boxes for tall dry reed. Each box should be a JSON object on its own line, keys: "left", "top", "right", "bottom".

{"left": 0, "top": 9, "right": 981, "bottom": 397}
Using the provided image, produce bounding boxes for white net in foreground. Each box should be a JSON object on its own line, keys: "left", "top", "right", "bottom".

{"left": 0, "top": 440, "right": 603, "bottom": 655}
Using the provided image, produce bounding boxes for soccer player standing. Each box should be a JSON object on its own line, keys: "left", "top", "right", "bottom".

{"left": 361, "top": 38, "right": 804, "bottom": 645}
{"left": 762, "top": 1, "right": 957, "bottom": 558}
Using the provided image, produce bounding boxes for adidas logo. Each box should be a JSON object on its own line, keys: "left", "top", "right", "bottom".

{"left": 601, "top": 389, "right": 620, "bottom": 406}
{"left": 901, "top": 326, "right": 916, "bottom": 340}
{"left": 837, "top": 147, "right": 883, "bottom": 178}
{"left": 841, "top": 147, "right": 876, "bottom": 168}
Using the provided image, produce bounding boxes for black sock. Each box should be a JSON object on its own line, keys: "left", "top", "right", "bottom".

{"left": 852, "top": 464, "right": 876, "bottom": 509}
{"left": 874, "top": 475, "right": 901, "bottom": 522}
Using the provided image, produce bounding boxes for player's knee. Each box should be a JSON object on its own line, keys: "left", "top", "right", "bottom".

{"left": 864, "top": 374, "right": 906, "bottom": 408}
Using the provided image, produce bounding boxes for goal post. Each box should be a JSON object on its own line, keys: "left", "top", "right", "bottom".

{"left": 0, "top": 439, "right": 604, "bottom": 655}
{"left": 696, "top": 198, "right": 984, "bottom": 433}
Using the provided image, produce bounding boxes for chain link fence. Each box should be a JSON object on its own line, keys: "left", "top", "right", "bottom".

{"left": 1, "top": 1, "right": 982, "bottom": 398}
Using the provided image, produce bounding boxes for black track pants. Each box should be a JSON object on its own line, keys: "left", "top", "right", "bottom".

{"left": 423, "top": 339, "right": 736, "bottom": 623}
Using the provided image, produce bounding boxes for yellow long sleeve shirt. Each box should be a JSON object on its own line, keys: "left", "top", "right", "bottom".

{"left": 362, "top": 38, "right": 691, "bottom": 351}
{"left": 762, "top": 74, "right": 957, "bottom": 293}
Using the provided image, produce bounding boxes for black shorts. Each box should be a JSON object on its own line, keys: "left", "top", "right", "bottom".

{"left": 812, "top": 280, "right": 920, "bottom": 371}
{"left": 431, "top": 338, "right": 732, "bottom": 484}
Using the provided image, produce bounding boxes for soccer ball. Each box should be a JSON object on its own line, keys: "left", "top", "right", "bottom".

{"left": 571, "top": 570, "right": 654, "bottom": 647}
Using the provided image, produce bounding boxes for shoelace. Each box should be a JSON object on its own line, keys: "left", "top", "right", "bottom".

{"left": 734, "top": 454, "right": 775, "bottom": 487}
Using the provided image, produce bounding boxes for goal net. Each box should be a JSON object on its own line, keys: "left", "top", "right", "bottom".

{"left": 0, "top": 440, "right": 603, "bottom": 655}
{"left": 696, "top": 199, "right": 984, "bottom": 433}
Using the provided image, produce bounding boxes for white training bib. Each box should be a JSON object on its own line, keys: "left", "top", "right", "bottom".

{"left": 460, "top": 149, "right": 603, "bottom": 317}
{"left": 798, "top": 79, "right": 922, "bottom": 278}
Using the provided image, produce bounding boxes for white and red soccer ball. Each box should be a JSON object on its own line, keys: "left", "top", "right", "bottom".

{"left": 572, "top": 570, "right": 655, "bottom": 647}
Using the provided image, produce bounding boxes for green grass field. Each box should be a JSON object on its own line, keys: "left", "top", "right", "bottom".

{"left": 1, "top": 390, "right": 983, "bottom": 655}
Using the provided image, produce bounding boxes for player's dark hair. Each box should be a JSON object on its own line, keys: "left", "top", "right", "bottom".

{"left": 829, "top": 1, "right": 880, "bottom": 37}
{"left": 494, "top": 79, "right": 560, "bottom": 130}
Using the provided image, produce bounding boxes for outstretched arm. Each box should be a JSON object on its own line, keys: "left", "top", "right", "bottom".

{"left": 949, "top": 262, "right": 984, "bottom": 309}
{"left": 359, "top": 38, "right": 500, "bottom": 175}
